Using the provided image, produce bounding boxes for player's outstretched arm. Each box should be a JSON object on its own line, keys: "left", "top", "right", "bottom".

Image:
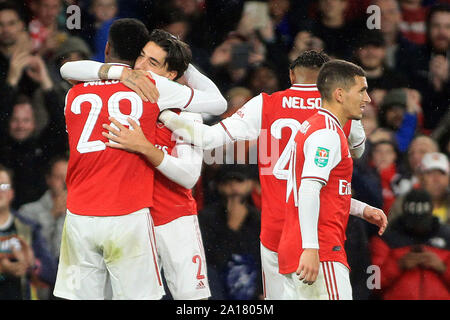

{"left": 60, "top": 60, "right": 159, "bottom": 103}
{"left": 154, "top": 112, "right": 203, "bottom": 189}
{"left": 102, "top": 117, "right": 164, "bottom": 166}
{"left": 350, "top": 198, "right": 387, "bottom": 236}
{"left": 158, "top": 93, "right": 263, "bottom": 150}
{"left": 102, "top": 115, "right": 202, "bottom": 189}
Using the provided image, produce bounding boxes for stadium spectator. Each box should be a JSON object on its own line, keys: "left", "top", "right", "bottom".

{"left": 352, "top": 29, "right": 409, "bottom": 106}
{"left": 0, "top": 164, "right": 57, "bottom": 300}
{"left": 412, "top": 4, "right": 449, "bottom": 133}
{"left": 88, "top": 0, "right": 119, "bottom": 62}
{"left": 390, "top": 152, "right": 450, "bottom": 224}
{"left": 309, "top": 0, "right": 363, "bottom": 60}
{"left": 398, "top": 0, "right": 429, "bottom": 45}
{"left": 370, "top": 189, "right": 450, "bottom": 300}
{"left": 288, "top": 31, "right": 324, "bottom": 64}
{"left": 393, "top": 135, "right": 440, "bottom": 196}
{"left": 18, "top": 156, "right": 68, "bottom": 261}
{"left": 0, "top": 94, "right": 67, "bottom": 210}
{"left": 28, "top": 0, "right": 67, "bottom": 58}
{"left": 47, "top": 36, "right": 92, "bottom": 108}
{"left": 209, "top": 32, "right": 256, "bottom": 93}
{"left": 377, "top": 88, "right": 421, "bottom": 153}
{"left": 369, "top": 140, "right": 402, "bottom": 215}
{"left": 0, "top": 1, "right": 35, "bottom": 110}
{"left": 158, "top": 8, "right": 211, "bottom": 73}
{"left": 372, "top": 0, "right": 422, "bottom": 76}
{"left": 199, "top": 165, "right": 262, "bottom": 300}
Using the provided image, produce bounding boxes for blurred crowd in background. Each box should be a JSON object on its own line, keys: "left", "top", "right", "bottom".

{"left": 0, "top": 0, "right": 449, "bottom": 300}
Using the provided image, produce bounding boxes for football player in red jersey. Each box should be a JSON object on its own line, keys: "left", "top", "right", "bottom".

{"left": 59, "top": 29, "right": 227, "bottom": 299}
{"left": 155, "top": 51, "right": 368, "bottom": 299}
{"left": 277, "top": 60, "right": 387, "bottom": 300}
{"left": 54, "top": 21, "right": 225, "bottom": 300}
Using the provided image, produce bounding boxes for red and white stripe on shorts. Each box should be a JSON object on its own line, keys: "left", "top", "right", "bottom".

{"left": 322, "top": 261, "right": 340, "bottom": 300}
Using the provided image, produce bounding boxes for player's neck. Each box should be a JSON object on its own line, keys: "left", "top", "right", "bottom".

{"left": 292, "top": 69, "right": 318, "bottom": 85}
{"left": 320, "top": 103, "right": 346, "bottom": 128}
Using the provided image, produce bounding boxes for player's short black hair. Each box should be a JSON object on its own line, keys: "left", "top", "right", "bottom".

{"left": 108, "top": 18, "right": 150, "bottom": 65}
{"left": 148, "top": 29, "right": 192, "bottom": 81}
{"left": 289, "top": 50, "right": 331, "bottom": 70}
{"left": 317, "top": 60, "right": 366, "bottom": 102}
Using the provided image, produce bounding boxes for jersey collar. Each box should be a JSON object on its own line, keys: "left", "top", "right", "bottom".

{"left": 290, "top": 84, "right": 317, "bottom": 91}
{"left": 317, "top": 107, "right": 343, "bottom": 129}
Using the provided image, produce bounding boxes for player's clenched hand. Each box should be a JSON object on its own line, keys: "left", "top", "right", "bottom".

{"left": 296, "top": 248, "right": 320, "bottom": 285}
{"left": 120, "top": 68, "right": 159, "bottom": 103}
{"left": 362, "top": 206, "right": 388, "bottom": 236}
{"left": 102, "top": 117, "right": 151, "bottom": 154}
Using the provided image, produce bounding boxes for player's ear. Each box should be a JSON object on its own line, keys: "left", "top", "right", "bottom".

{"left": 289, "top": 69, "right": 296, "bottom": 85}
{"left": 104, "top": 41, "right": 111, "bottom": 58}
{"left": 334, "top": 87, "right": 345, "bottom": 104}
{"left": 167, "top": 70, "right": 178, "bottom": 81}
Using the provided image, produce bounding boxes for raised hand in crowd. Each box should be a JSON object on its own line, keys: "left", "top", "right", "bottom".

{"left": 0, "top": 237, "right": 35, "bottom": 278}
{"left": 429, "top": 55, "right": 449, "bottom": 91}
{"left": 25, "top": 55, "right": 53, "bottom": 90}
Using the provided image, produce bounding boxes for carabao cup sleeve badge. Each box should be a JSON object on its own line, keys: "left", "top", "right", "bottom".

{"left": 314, "top": 147, "right": 330, "bottom": 167}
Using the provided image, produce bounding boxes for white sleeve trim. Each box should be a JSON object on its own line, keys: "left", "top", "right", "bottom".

{"left": 348, "top": 120, "right": 366, "bottom": 159}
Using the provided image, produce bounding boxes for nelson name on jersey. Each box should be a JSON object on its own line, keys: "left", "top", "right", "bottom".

{"left": 282, "top": 96, "right": 321, "bottom": 109}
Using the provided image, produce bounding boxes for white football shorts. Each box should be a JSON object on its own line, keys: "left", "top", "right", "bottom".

{"left": 282, "top": 261, "right": 352, "bottom": 300}
{"left": 260, "top": 242, "right": 286, "bottom": 300}
{"left": 155, "top": 215, "right": 211, "bottom": 300}
{"left": 53, "top": 208, "right": 164, "bottom": 300}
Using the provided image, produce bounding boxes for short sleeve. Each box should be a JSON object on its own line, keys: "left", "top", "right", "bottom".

{"left": 348, "top": 120, "right": 366, "bottom": 149}
{"left": 300, "top": 129, "right": 342, "bottom": 184}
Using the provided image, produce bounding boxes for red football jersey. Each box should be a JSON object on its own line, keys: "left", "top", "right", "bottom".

{"left": 151, "top": 120, "right": 197, "bottom": 226}
{"left": 65, "top": 80, "right": 160, "bottom": 216}
{"left": 257, "top": 84, "right": 352, "bottom": 252}
{"left": 277, "top": 109, "right": 354, "bottom": 273}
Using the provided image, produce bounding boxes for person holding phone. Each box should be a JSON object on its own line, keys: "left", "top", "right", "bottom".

{"left": 370, "top": 189, "right": 450, "bottom": 300}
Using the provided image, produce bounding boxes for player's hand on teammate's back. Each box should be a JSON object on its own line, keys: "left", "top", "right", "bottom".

{"left": 103, "top": 117, "right": 151, "bottom": 154}
{"left": 120, "top": 68, "right": 159, "bottom": 103}
{"left": 362, "top": 206, "right": 388, "bottom": 236}
{"left": 296, "top": 248, "right": 320, "bottom": 285}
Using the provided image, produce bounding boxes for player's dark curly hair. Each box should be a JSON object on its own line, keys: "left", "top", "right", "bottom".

{"left": 108, "top": 18, "right": 150, "bottom": 66}
{"left": 289, "top": 50, "right": 331, "bottom": 70}
{"left": 148, "top": 29, "right": 192, "bottom": 81}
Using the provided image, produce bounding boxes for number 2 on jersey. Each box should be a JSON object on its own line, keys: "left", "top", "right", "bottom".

{"left": 270, "top": 118, "right": 302, "bottom": 205}
{"left": 70, "top": 92, "right": 143, "bottom": 154}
